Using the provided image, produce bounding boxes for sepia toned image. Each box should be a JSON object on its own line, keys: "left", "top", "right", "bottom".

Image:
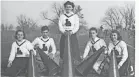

{"left": 1, "top": 0, "right": 135, "bottom": 77}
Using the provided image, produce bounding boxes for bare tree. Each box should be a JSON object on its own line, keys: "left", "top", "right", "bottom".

{"left": 40, "top": 2, "right": 64, "bottom": 25}
{"left": 8, "top": 24, "right": 14, "bottom": 30}
{"left": 1, "top": 23, "right": 5, "bottom": 31}
{"left": 17, "top": 14, "right": 38, "bottom": 32}
{"left": 52, "top": 2, "right": 64, "bottom": 18}
{"left": 17, "top": 14, "right": 29, "bottom": 30}
{"left": 102, "top": 5, "right": 135, "bottom": 30}
{"left": 119, "top": 5, "right": 135, "bottom": 30}
{"left": 1, "top": 23, "right": 9, "bottom": 31}
{"left": 41, "top": 11, "right": 59, "bottom": 25}
{"left": 102, "top": 7, "right": 123, "bottom": 30}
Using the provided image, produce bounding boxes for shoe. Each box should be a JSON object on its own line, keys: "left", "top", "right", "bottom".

{"left": 129, "top": 66, "right": 134, "bottom": 76}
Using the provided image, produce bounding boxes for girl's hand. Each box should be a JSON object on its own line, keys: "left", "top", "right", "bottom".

{"left": 64, "top": 30, "right": 72, "bottom": 35}
{"left": 70, "top": 31, "right": 73, "bottom": 35}
{"left": 104, "top": 47, "right": 108, "bottom": 55}
{"left": 34, "top": 44, "right": 39, "bottom": 49}
{"left": 118, "top": 65, "right": 121, "bottom": 69}
{"left": 80, "top": 55, "right": 83, "bottom": 60}
{"left": 48, "top": 53, "right": 54, "bottom": 59}
{"left": 7, "top": 61, "right": 12, "bottom": 67}
{"left": 81, "top": 56, "right": 88, "bottom": 61}
{"left": 30, "top": 50, "right": 36, "bottom": 56}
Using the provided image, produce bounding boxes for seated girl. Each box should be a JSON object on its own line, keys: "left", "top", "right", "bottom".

{"left": 5, "top": 30, "right": 36, "bottom": 77}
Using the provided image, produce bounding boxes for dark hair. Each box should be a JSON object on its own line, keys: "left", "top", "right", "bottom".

{"left": 41, "top": 26, "right": 49, "bottom": 32}
{"left": 89, "top": 27, "right": 98, "bottom": 38}
{"left": 64, "top": 1, "right": 75, "bottom": 8}
{"left": 110, "top": 30, "right": 122, "bottom": 41}
{"left": 15, "top": 30, "right": 26, "bottom": 39}
{"left": 89, "top": 27, "right": 97, "bottom": 33}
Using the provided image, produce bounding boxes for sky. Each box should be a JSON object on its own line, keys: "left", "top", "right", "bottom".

{"left": 1, "top": 0, "right": 135, "bottom": 28}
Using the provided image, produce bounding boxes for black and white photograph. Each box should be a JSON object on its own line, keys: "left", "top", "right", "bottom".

{"left": 1, "top": 0, "right": 136, "bottom": 77}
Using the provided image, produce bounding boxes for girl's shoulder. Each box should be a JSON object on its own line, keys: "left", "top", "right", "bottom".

{"left": 34, "top": 36, "right": 42, "bottom": 41}
{"left": 24, "top": 39, "right": 32, "bottom": 44}
{"left": 60, "top": 13, "right": 77, "bottom": 17}
{"left": 49, "top": 37, "right": 55, "bottom": 42}
{"left": 12, "top": 41, "right": 16, "bottom": 45}
{"left": 119, "top": 40, "right": 127, "bottom": 46}
{"left": 98, "top": 38, "right": 104, "bottom": 42}
{"left": 74, "top": 14, "right": 78, "bottom": 17}
{"left": 60, "top": 14, "right": 65, "bottom": 17}
{"left": 12, "top": 39, "right": 30, "bottom": 45}
{"left": 120, "top": 40, "right": 126, "bottom": 44}
{"left": 108, "top": 41, "right": 113, "bottom": 45}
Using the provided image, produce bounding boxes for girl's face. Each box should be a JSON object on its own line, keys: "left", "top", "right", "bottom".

{"left": 17, "top": 31, "right": 24, "bottom": 41}
{"left": 111, "top": 33, "right": 118, "bottom": 42}
{"left": 90, "top": 30, "right": 97, "bottom": 39}
{"left": 65, "top": 4, "right": 73, "bottom": 13}
{"left": 42, "top": 30, "right": 49, "bottom": 38}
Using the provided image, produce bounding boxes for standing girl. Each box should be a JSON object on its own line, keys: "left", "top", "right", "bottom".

{"left": 59, "top": 1, "right": 80, "bottom": 64}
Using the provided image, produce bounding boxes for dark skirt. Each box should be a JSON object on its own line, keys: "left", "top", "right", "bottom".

{"left": 117, "top": 57, "right": 129, "bottom": 76}
{"left": 5, "top": 57, "right": 29, "bottom": 77}
{"left": 60, "top": 33, "right": 80, "bottom": 76}
{"left": 60, "top": 33, "right": 80, "bottom": 62}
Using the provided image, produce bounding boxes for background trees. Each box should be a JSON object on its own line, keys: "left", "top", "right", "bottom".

{"left": 16, "top": 14, "right": 38, "bottom": 33}
{"left": 102, "top": 5, "right": 134, "bottom": 30}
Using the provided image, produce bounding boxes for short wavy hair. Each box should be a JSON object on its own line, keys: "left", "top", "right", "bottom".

{"left": 89, "top": 27, "right": 98, "bottom": 38}
{"left": 41, "top": 26, "right": 49, "bottom": 32}
{"left": 64, "top": 1, "right": 75, "bottom": 8}
{"left": 110, "top": 30, "right": 122, "bottom": 41}
{"left": 15, "top": 30, "right": 26, "bottom": 39}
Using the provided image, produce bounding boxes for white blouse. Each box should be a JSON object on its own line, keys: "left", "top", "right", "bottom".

{"left": 83, "top": 37, "right": 106, "bottom": 58}
{"left": 108, "top": 41, "right": 128, "bottom": 66}
{"left": 32, "top": 36, "right": 56, "bottom": 55}
{"left": 83, "top": 37, "right": 107, "bottom": 74}
{"left": 9, "top": 39, "right": 35, "bottom": 62}
{"left": 59, "top": 12, "right": 79, "bottom": 34}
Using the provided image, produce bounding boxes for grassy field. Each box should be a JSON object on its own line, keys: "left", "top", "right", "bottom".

{"left": 1, "top": 29, "right": 135, "bottom": 76}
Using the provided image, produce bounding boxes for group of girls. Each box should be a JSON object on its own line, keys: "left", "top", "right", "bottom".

{"left": 4, "top": 1, "right": 134, "bottom": 77}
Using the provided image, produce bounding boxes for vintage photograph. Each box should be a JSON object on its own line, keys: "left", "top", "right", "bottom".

{"left": 1, "top": 0, "right": 135, "bottom": 77}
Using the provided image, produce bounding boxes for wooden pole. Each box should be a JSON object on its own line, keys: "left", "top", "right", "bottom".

{"left": 28, "top": 51, "right": 38, "bottom": 77}
{"left": 109, "top": 50, "right": 120, "bottom": 77}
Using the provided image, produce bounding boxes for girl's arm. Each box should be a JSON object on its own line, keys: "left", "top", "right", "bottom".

{"left": 107, "top": 43, "right": 113, "bottom": 56}
{"left": 50, "top": 38, "right": 56, "bottom": 55}
{"left": 32, "top": 38, "right": 39, "bottom": 49}
{"left": 8, "top": 43, "right": 16, "bottom": 62}
{"left": 72, "top": 15, "right": 79, "bottom": 34}
{"left": 100, "top": 39, "right": 107, "bottom": 54}
{"left": 118, "top": 41, "right": 128, "bottom": 67}
{"left": 83, "top": 41, "right": 91, "bottom": 59}
{"left": 27, "top": 41, "right": 36, "bottom": 56}
{"left": 59, "top": 15, "right": 65, "bottom": 33}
